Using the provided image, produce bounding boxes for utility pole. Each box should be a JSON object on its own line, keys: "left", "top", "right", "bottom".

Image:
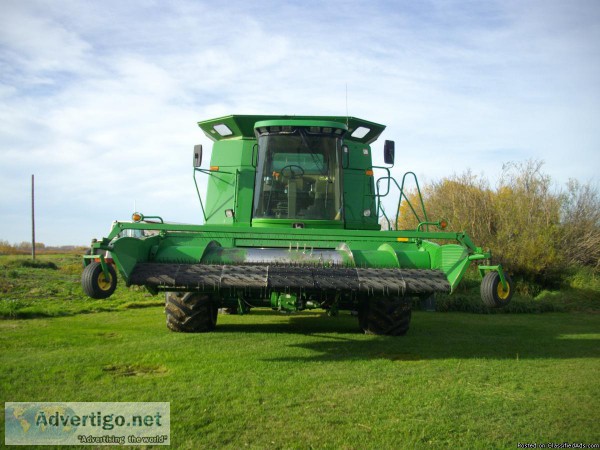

{"left": 31, "top": 174, "right": 35, "bottom": 260}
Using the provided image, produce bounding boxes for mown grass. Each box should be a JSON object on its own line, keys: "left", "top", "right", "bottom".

{"left": 428, "top": 267, "right": 600, "bottom": 314}
{"left": 1, "top": 254, "right": 599, "bottom": 447}
{"left": 0, "top": 254, "right": 161, "bottom": 318}
{"left": 1, "top": 308, "right": 599, "bottom": 449}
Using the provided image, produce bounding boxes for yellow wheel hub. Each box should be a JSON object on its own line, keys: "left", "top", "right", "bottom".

{"left": 97, "top": 271, "right": 113, "bottom": 291}
{"left": 497, "top": 280, "right": 510, "bottom": 300}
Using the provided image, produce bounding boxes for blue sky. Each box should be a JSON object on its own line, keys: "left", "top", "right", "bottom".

{"left": 1, "top": 0, "right": 599, "bottom": 245}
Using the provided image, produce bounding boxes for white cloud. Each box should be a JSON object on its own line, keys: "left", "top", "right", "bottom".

{"left": 0, "top": 0, "right": 599, "bottom": 245}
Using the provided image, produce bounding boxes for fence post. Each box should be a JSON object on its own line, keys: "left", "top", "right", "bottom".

{"left": 31, "top": 174, "right": 35, "bottom": 260}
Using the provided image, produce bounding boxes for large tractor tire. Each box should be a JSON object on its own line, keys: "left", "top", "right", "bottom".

{"left": 358, "top": 296, "right": 412, "bottom": 336}
{"left": 165, "top": 292, "right": 218, "bottom": 332}
{"left": 81, "top": 262, "right": 117, "bottom": 299}
{"left": 481, "top": 271, "right": 513, "bottom": 307}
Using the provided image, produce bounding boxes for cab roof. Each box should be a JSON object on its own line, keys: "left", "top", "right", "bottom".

{"left": 198, "top": 115, "right": 386, "bottom": 145}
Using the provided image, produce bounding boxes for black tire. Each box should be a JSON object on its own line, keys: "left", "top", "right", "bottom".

{"left": 81, "top": 262, "right": 117, "bottom": 299}
{"left": 165, "top": 292, "right": 218, "bottom": 332}
{"left": 481, "top": 271, "right": 513, "bottom": 307}
{"left": 358, "top": 296, "right": 412, "bottom": 336}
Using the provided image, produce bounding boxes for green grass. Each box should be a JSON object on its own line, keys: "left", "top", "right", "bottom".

{"left": 1, "top": 254, "right": 599, "bottom": 447}
{"left": 429, "top": 268, "right": 600, "bottom": 314}
{"left": 1, "top": 309, "right": 599, "bottom": 448}
{"left": 0, "top": 254, "right": 161, "bottom": 318}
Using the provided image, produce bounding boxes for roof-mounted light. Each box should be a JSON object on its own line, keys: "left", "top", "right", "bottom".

{"left": 351, "top": 126, "right": 370, "bottom": 139}
{"left": 213, "top": 124, "right": 233, "bottom": 136}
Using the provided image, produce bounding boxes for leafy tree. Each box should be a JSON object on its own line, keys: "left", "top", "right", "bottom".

{"left": 396, "top": 160, "right": 598, "bottom": 285}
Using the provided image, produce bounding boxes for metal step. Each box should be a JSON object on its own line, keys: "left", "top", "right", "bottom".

{"left": 129, "top": 263, "right": 451, "bottom": 296}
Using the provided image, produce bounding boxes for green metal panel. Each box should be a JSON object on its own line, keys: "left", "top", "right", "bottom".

{"left": 205, "top": 170, "right": 236, "bottom": 225}
{"left": 342, "top": 139, "right": 379, "bottom": 230}
{"left": 352, "top": 249, "right": 399, "bottom": 268}
{"left": 205, "top": 139, "right": 256, "bottom": 225}
{"left": 251, "top": 218, "right": 344, "bottom": 229}
{"left": 344, "top": 242, "right": 430, "bottom": 269}
{"left": 234, "top": 169, "right": 255, "bottom": 225}
{"left": 424, "top": 241, "right": 470, "bottom": 291}
{"left": 209, "top": 138, "right": 255, "bottom": 168}
{"left": 104, "top": 221, "right": 484, "bottom": 246}
{"left": 109, "top": 236, "right": 157, "bottom": 279}
{"left": 153, "top": 237, "right": 207, "bottom": 263}
{"left": 396, "top": 249, "right": 431, "bottom": 269}
{"left": 378, "top": 242, "right": 431, "bottom": 269}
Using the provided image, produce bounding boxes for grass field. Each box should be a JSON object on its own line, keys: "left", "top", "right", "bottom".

{"left": 1, "top": 254, "right": 600, "bottom": 448}
{"left": 0, "top": 254, "right": 161, "bottom": 318}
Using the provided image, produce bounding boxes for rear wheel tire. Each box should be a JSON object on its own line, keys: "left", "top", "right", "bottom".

{"left": 481, "top": 271, "right": 513, "bottom": 307}
{"left": 165, "top": 292, "right": 218, "bottom": 332}
{"left": 81, "top": 262, "right": 117, "bottom": 299}
{"left": 358, "top": 296, "right": 412, "bottom": 336}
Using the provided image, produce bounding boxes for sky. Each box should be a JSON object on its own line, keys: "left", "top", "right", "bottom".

{"left": 1, "top": 0, "right": 599, "bottom": 246}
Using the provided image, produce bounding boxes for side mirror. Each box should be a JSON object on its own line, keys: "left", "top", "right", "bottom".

{"left": 384, "top": 140, "right": 395, "bottom": 165}
{"left": 193, "top": 144, "right": 202, "bottom": 167}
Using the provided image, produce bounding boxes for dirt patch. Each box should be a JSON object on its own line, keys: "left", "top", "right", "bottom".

{"left": 102, "top": 364, "right": 168, "bottom": 377}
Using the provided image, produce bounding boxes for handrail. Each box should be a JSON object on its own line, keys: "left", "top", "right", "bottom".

{"left": 193, "top": 169, "right": 207, "bottom": 222}
{"left": 233, "top": 169, "right": 240, "bottom": 212}
{"left": 140, "top": 215, "right": 164, "bottom": 224}
{"left": 194, "top": 167, "right": 240, "bottom": 223}
{"left": 373, "top": 170, "right": 428, "bottom": 231}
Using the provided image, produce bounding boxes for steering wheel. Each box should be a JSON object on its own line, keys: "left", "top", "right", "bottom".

{"left": 279, "top": 164, "right": 305, "bottom": 179}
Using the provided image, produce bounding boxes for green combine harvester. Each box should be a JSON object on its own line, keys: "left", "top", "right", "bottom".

{"left": 82, "top": 115, "right": 513, "bottom": 335}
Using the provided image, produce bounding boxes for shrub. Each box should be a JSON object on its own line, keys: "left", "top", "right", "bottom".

{"left": 397, "top": 159, "right": 599, "bottom": 288}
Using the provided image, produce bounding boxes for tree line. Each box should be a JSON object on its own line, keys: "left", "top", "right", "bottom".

{"left": 0, "top": 241, "right": 84, "bottom": 255}
{"left": 396, "top": 160, "right": 599, "bottom": 286}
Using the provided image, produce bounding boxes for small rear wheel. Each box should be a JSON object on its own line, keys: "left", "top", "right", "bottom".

{"left": 165, "top": 292, "right": 218, "bottom": 332}
{"left": 358, "top": 296, "right": 412, "bottom": 336}
{"left": 481, "top": 271, "right": 513, "bottom": 307}
{"left": 81, "top": 262, "right": 117, "bottom": 299}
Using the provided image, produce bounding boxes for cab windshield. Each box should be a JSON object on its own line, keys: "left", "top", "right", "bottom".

{"left": 253, "top": 128, "right": 342, "bottom": 221}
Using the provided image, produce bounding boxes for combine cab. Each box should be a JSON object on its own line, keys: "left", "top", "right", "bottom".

{"left": 82, "top": 115, "right": 512, "bottom": 335}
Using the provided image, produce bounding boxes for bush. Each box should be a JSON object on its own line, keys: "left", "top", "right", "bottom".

{"left": 19, "top": 260, "right": 58, "bottom": 270}
{"left": 2, "top": 258, "right": 58, "bottom": 270}
{"left": 559, "top": 179, "right": 600, "bottom": 270}
{"left": 397, "top": 159, "right": 599, "bottom": 288}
